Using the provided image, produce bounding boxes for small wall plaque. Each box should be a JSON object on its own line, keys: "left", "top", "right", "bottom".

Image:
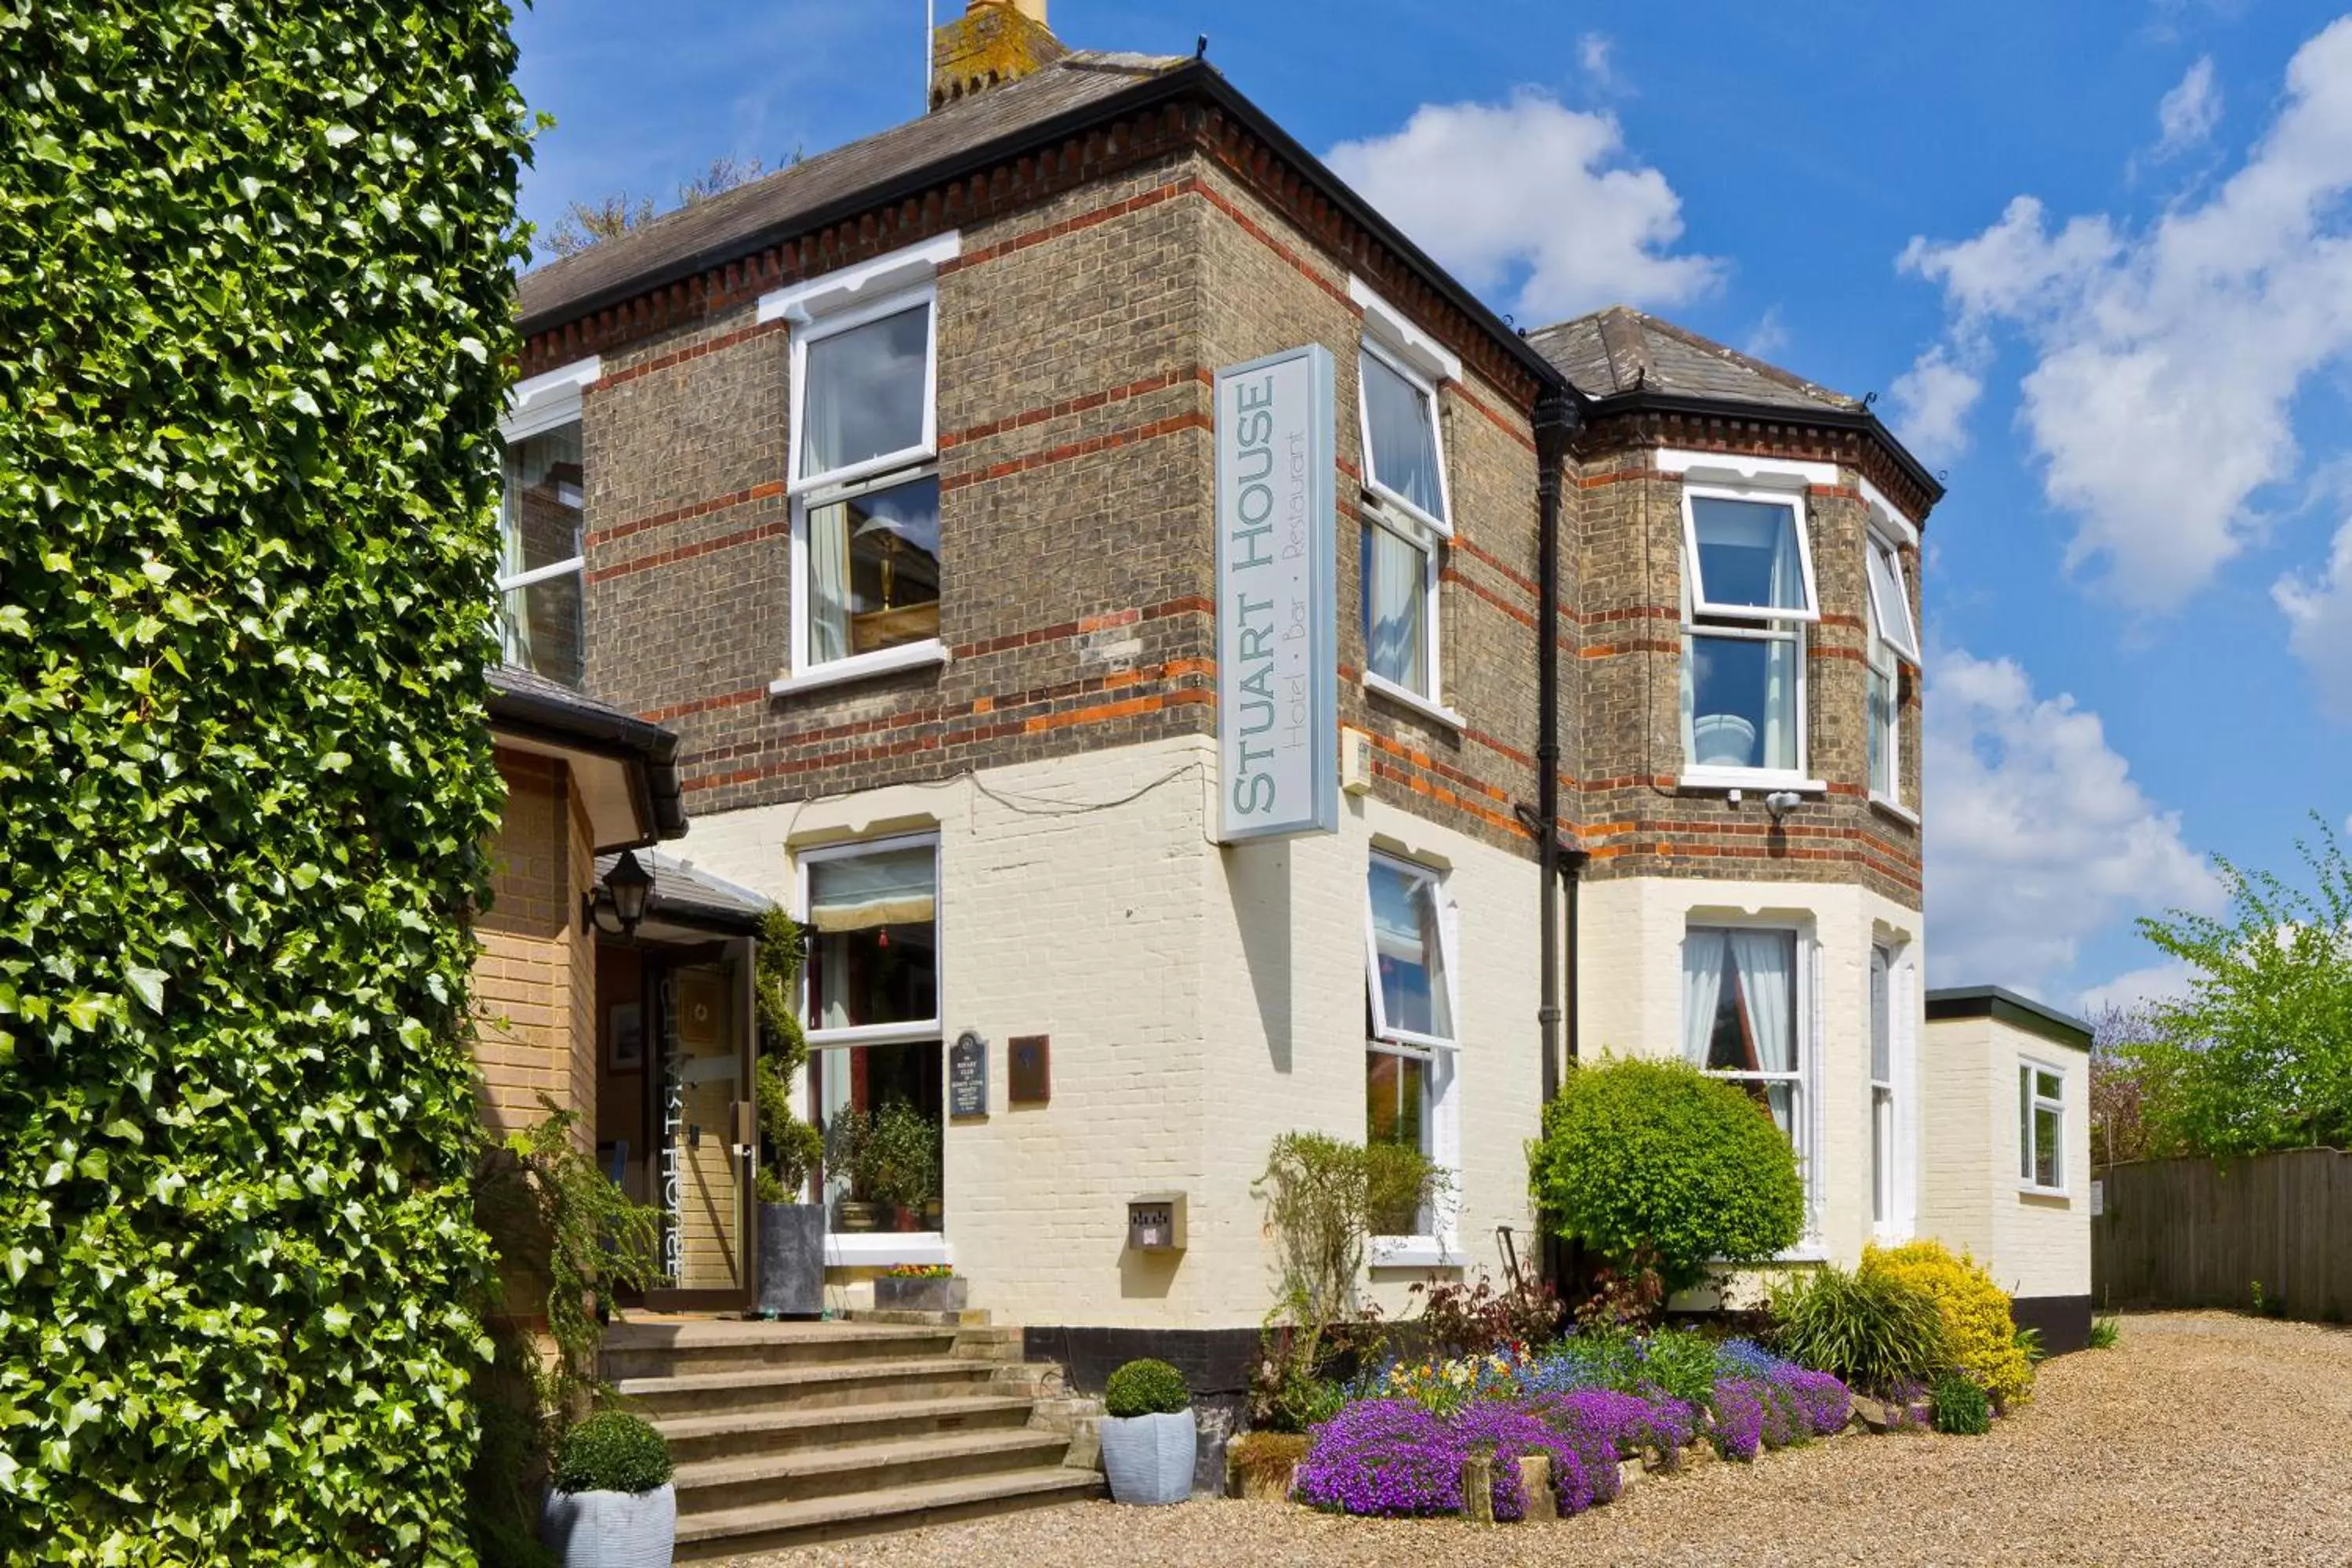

{"left": 1008, "top": 1034, "right": 1051, "bottom": 1105}
{"left": 949, "top": 1029, "right": 989, "bottom": 1119}
{"left": 1127, "top": 1193, "right": 1187, "bottom": 1252}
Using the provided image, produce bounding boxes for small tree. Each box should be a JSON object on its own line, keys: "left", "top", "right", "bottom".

{"left": 2129, "top": 821, "right": 2352, "bottom": 1157}
{"left": 542, "top": 154, "right": 774, "bottom": 259}
{"left": 752, "top": 906, "right": 822, "bottom": 1203}
{"left": 2088, "top": 1002, "right": 2158, "bottom": 1167}
{"left": 1528, "top": 1056, "right": 1806, "bottom": 1298}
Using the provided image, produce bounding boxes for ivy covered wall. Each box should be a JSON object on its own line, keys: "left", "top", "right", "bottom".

{"left": 0, "top": 2, "right": 529, "bottom": 1558}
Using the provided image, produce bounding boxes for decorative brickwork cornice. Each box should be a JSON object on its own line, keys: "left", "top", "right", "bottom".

{"left": 1572, "top": 405, "right": 1942, "bottom": 526}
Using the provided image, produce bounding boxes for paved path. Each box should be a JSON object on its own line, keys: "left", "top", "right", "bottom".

{"left": 730, "top": 1312, "right": 2352, "bottom": 1566}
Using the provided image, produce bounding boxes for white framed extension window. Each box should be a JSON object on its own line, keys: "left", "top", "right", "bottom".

{"left": 1684, "top": 924, "right": 1810, "bottom": 1162}
{"left": 1364, "top": 851, "right": 1460, "bottom": 1252}
{"left": 1871, "top": 945, "right": 1896, "bottom": 1230}
{"left": 764, "top": 233, "right": 960, "bottom": 695}
{"left": 1352, "top": 280, "right": 1461, "bottom": 726}
{"left": 800, "top": 833, "right": 946, "bottom": 1250}
{"left": 496, "top": 358, "right": 597, "bottom": 687}
{"left": 1864, "top": 527, "right": 1919, "bottom": 807}
{"left": 2020, "top": 1061, "right": 2067, "bottom": 1194}
{"left": 1679, "top": 485, "right": 1820, "bottom": 784}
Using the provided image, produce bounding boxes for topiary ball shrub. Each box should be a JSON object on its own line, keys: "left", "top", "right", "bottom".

{"left": 554, "top": 1411, "right": 674, "bottom": 1497}
{"left": 1929, "top": 1374, "right": 1991, "bottom": 1436}
{"left": 1528, "top": 1058, "right": 1806, "bottom": 1294}
{"left": 1864, "top": 1240, "right": 2034, "bottom": 1409}
{"left": 1769, "top": 1264, "right": 1952, "bottom": 1395}
{"left": 1104, "top": 1358, "right": 1191, "bottom": 1417}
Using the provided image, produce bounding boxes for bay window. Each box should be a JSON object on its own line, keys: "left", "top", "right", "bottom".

{"left": 802, "top": 835, "right": 944, "bottom": 1240}
{"left": 1679, "top": 489, "right": 1818, "bottom": 779}
{"left": 788, "top": 289, "right": 942, "bottom": 681}
{"left": 1683, "top": 925, "right": 1805, "bottom": 1152}
{"left": 1864, "top": 529, "right": 1918, "bottom": 804}
{"left": 1365, "top": 853, "right": 1457, "bottom": 1242}
{"left": 2020, "top": 1062, "right": 2067, "bottom": 1192}
{"left": 1356, "top": 333, "right": 1451, "bottom": 713}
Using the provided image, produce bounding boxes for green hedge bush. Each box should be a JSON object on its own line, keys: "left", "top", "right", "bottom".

{"left": 0, "top": 2, "right": 528, "bottom": 1559}
{"left": 554, "top": 1411, "right": 674, "bottom": 1497}
{"left": 1104, "top": 1359, "right": 1191, "bottom": 1417}
{"left": 1527, "top": 1057, "right": 1806, "bottom": 1293}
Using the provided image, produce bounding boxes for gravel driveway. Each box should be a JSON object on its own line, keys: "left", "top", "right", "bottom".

{"left": 729, "top": 1312, "right": 2352, "bottom": 1567}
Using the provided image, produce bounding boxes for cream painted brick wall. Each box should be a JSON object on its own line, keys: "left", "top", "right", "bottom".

{"left": 681, "top": 732, "right": 1547, "bottom": 1329}
{"left": 1575, "top": 875, "right": 1926, "bottom": 1272}
{"left": 1918, "top": 1014, "right": 2092, "bottom": 1300}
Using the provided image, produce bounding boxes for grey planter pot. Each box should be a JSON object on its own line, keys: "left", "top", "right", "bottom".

{"left": 756, "top": 1203, "right": 825, "bottom": 1318}
{"left": 873, "top": 1274, "right": 967, "bottom": 1313}
{"left": 540, "top": 1482, "right": 675, "bottom": 1568}
{"left": 1099, "top": 1410, "right": 1196, "bottom": 1505}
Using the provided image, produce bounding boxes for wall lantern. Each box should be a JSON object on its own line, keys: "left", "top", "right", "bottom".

{"left": 584, "top": 849, "right": 655, "bottom": 938}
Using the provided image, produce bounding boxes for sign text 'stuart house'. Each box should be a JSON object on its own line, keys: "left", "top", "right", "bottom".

{"left": 1214, "top": 345, "right": 1336, "bottom": 843}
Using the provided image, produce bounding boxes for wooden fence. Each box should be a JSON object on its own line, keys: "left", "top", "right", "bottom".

{"left": 2092, "top": 1149, "right": 2352, "bottom": 1322}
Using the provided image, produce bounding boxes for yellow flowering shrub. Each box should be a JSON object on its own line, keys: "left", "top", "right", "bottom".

{"left": 1863, "top": 1240, "right": 2034, "bottom": 1406}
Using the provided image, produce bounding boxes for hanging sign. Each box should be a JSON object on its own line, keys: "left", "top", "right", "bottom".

{"left": 1214, "top": 343, "right": 1338, "bottom": 843}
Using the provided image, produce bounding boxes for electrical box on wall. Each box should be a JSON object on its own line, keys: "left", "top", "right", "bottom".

{"left": 1341, "top": 728, "right": 1372, "bottom": 796}
{"left": 1127, "top": 1193, "right": 1187, "bottom": 1252}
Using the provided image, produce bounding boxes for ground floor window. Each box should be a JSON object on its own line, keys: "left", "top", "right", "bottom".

{"left": 2020, "top": 1062, "right": 2066, "bottom": 1192}
{"left": 1871, "top": 945, "right": 1895, "bottom": 1227}
{"left": 1365, "top": 852, "right": 1457, "bottom": 1242}
{"left": 802, "top": 833, "right": 944, "bottom": 1237}
{"left": 813, "top": 1039, "right": 942, "bottom": 1234}
{"left": 1365, "top": 1047, "right": 1430, "bottom": 1235}
{"left": 1683, "top": 925, "right": 1804, "bottom": 1150}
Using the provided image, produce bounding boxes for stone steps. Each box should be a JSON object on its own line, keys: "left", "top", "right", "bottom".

{"left": 672, "top": 1466, "right": 1105, "bottom": 1560}
{"left": 604, "top": 1316, "right": 1097, "bottom": 1556}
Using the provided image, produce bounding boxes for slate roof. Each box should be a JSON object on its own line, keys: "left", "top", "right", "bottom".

{"left": 517, "top": 50, "right": 1191, "bottom": 336}
{"left": 595, "top": 851, "right": 774, "bottom": 935}
{"left": 1525, "top": 307, "right": 1860, "bottom": 416}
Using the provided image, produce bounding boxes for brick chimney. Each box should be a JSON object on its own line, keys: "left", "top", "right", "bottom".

{"left": 930, "top": 1, "right": 1065, "bottom": 111}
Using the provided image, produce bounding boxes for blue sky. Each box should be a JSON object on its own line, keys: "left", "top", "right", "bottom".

{"left": 514, "top": 1, "right": 2352, "bottom": 1011}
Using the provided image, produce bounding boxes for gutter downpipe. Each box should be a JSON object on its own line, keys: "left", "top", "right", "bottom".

{"left": 1533, "top": 387, "right": 1578, "bottom": 1105}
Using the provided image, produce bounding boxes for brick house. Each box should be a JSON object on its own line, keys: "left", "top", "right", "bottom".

{"left": 487, "top": 0, "right": 2090, "bottom": 1381}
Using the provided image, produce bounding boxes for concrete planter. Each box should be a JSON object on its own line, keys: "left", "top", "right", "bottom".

{"left": 540, "top": 1483, "right": 675, "bottom": 1568}
{"left": 873, "top": 1274, "right": 967, "bottom": 1314}
{"left": 1099, "top": 1410, "right": 1196, "bottom": 1505}
{"left": 756, "top": 1203, "right": 824, "bottom": 1318}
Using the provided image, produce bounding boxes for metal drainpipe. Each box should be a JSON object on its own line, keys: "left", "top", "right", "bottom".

{"left": 1533, "top": 387, "right": 1577, "bottom": 1104}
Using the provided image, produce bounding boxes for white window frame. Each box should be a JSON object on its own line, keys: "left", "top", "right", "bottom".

{"left": 1685, "top": 916, "right": 1821, "bottom": 1240}
{"left": 495, "top": 364, "right": 596, "bottom": 681}
{"left": 1364, "top": 850, "right": 1461, "bottom": 1257}
{"left": 1869, "top": 944, "right": 1897, "bottom": 1236}
{"left": 1864, "top": 578, "right": 1900, "bottom": 809}
{"left": 797, "top": 831, "right": 942, "bottom": 1049}
{"left": 1679, "top": 481, "right": 1820, "bottom": 625}
{"left": 2020, "top": 1058, "right": 2069, "bottom": 1196}
{"left": 1864, "top": 529, "right": 1920, "bottom": 666}
{"left": 767, "top": 237, "right": 959, "bottom": 690}
{"left": 1356, "top": 337, "right": 1453, "bottom": 540}
{"left": 1360, "top": 510, "right": 1456, "bottom": 722}
{"left": 1672, "top": 463, "right": 1822, "bottom": 789}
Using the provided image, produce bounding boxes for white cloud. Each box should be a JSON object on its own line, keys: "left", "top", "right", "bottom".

{"left": 1888, "top": 344, "right": 1984, "bottom": 466}
{"left": 2074, "top": 959, "right": 2200, "bottom": 1016}
{"left": 1578, "top": 33, "right": 1618, "bottom": 91}
{"left": 2274, "top": 517, "right": 2352, "bottom": 720}
{"left": 1742, "top": 306, "right": 1790, "bottom": 361}
{"left": 1898, "top": 18, "right": 2352, "bottom": 611}
{"left": 1926, "top": 648, "right": 2223, "bottom": 996}
{"left": 1326, "top": 90, "right": 1721, "bottom": 322}
{"left": 2155, "top": 56, "right": 2223, "bottom": 158}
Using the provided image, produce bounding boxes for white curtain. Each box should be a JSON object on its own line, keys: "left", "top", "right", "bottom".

{"left": 807, "top": 499, "right": 851, "bottom": 664}
{"left": 810, "top": 846, "right": 935, "bottom": 932}
{"left": 1759, "top": 633, "right": 1798, "bottom": 771}
{"left": 800, "top": 336, "right": 849, "bottom": 479}
{"left": 1729, "top": 931, "right": 1797, "bottom": 1135}
{"left": 1366, "top": 523, "right": 1425, "bottom": 691}
{"left": 1680, "top": 929, "right": 1728, "bottom": 1066}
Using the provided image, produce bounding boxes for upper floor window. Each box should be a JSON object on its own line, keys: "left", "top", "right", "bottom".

{"left": 496, "top": 358, "right": 598, "bottom": 688}
{"left": 1864, "top": 529, "right": 1918, "bottom": 805}
{"left": 1353, "top": 296, "right": 1456, "bottom": 717}
{"left": 1679, "top": 487, "right": 1819, "bottom": 779}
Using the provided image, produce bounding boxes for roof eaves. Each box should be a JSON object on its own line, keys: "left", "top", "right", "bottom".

{"left": 1578, "top": 386, "right": 1945, "bottom": 508}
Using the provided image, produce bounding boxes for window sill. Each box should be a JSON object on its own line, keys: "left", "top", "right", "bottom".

{"left": 2017, "top": 1183, "right": 2071, "bottom": 1202}
{"left": 1676, "top": 768, "right": 1828, "bottom": 794}
{"left": 1369, "top": 1236, "right": 1460, "bottom": 1270}
{"left": 825, "top": 1231, "right": 951, "bottom": 1268}
{"left": 1363, "top": 673, "right": 1465, "bottom": 731}
{"left": 771, "top": 641, "right": 948, "bottom": 698}
{"left": 1870, "top": 795, "right": 1921, "bottom": 827}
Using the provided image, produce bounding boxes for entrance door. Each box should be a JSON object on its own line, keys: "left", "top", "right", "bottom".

{"left": 652, "top": 960, "right": 750, "bottom": 1307}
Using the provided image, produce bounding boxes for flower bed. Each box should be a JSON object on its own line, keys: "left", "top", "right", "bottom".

{"left": 1290, "top": 1330, "right": 1859, "bottom": 1520}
